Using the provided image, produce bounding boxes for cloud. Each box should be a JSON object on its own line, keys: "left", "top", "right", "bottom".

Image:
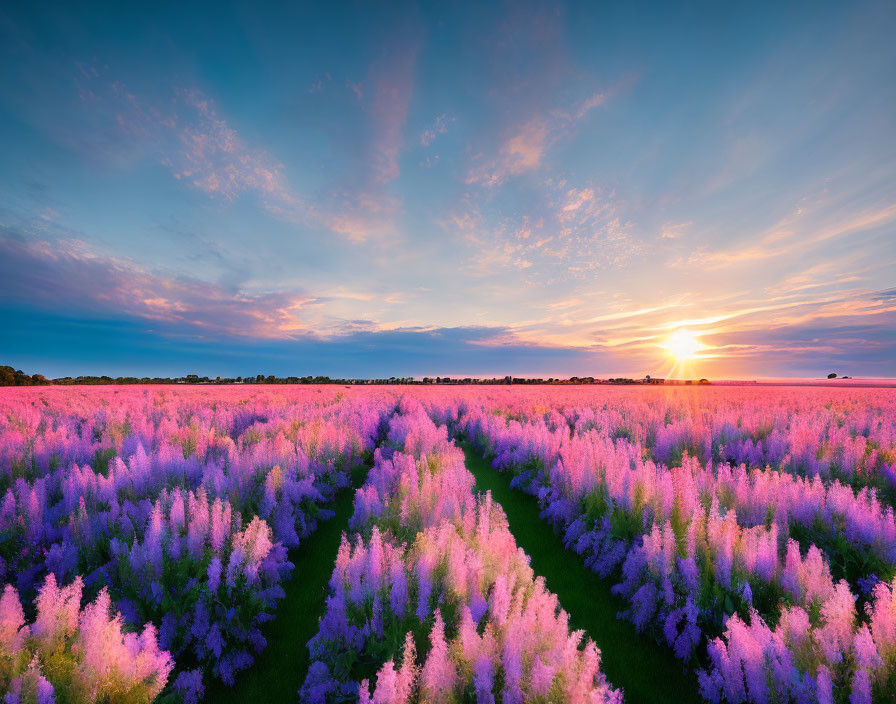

{"left": 44, "top": 66, "right": 404, "bottom": 242}
{"left": 701, "top": 315, "right": 896, "bottom": 377}
{"left": 420, "top": 114, "right": 450, "bottom": 146}
{"left": 466, "top": 92, "right": 608, "bottom": 186}
{"left": 444, "top": 178, "right": 641, "bottom": 281}
{"left": 491, "top": 280, "right": 896, "bottom": 377}
{"left": 3, "top": 307, "right": 595, "bottom": 378}
{"left": 307, "top": 73, "right": 331, "bottom": 93}
{"left": 70, "top": 72, "right": 319, "bottom": 223}
{"left": 561, "top": 187, "right": 595, "bottom": 213}
{"left": 0, "top": 230, "right": 595, "bottom": 376}
{"left": 0, "top": 231, "right": 314, "bottom": 339}
{"left": 3, "top": 224, "right": 893, "bottom": 378}
{"left": 688, "top": 202, "right": 896, "bottom": 269}
{"left": 317, "top": 191, "right": 400, "bottom": 243}
{"left": 170, "top": 89, "right": 295, "bottom": 202}
{"left": 346, "top": 80, "right": 363, "bottom": 101}
{"left": 661, "top": 221, "right": 691, "bottom": 239}
{"left": 367, "top": 42, "right": 418, "bottom": 183}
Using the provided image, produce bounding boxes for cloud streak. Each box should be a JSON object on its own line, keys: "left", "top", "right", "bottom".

{"left": 63, "top": 66, "right": 409, "bottom": 242}
{"left": 689, "top": 203, "right": 896, "bottom": 269}
{"left": 0, "top": 230, "right": 313, "bottom": 339}
{"left": 367, "top": 43, "right": 418, "bottom": 183}
{"left": 466, "top": 92, "right": 608, "bottom": 186}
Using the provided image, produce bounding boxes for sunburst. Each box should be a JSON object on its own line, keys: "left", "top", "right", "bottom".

{"left": 662, "top": 328, "right": 705, "bottom": 362}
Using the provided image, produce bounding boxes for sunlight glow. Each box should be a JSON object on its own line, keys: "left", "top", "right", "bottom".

{"left": 662, "top": 328, "right": 705, "bottom": 362}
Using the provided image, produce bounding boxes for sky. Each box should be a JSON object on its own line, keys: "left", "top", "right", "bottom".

{"left": 1, "top": 1, "right": 894, "bottom": 379}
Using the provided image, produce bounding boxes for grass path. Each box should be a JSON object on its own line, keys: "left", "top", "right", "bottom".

{"left": 207, "top": 471, "right": 364, "bottom": 703}
{"left": 462, "top": 444, "right": 703, "bottom": 704}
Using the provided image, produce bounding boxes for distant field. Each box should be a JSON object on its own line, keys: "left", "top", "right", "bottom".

{"left": 2, "top": 385, "right": 895, "bottom": 703}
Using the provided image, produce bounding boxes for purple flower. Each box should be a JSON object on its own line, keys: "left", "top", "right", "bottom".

{"left": 205, "top": 622, "right": 224, "bottom": 658}
{"left": 173, "top": 669, "right": 205, "bottom": 704}
{"left": 389, "top": 564, "right": 408, "bottom": 619}
{"left": 207, "top": 557, "right": 222, "bottom": 593}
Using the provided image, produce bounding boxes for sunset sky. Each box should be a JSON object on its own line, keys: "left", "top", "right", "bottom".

{"left": 1, "top": 1, "right": 894, "bottom": 379}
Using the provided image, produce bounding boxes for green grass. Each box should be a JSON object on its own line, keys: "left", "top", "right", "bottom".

{"left": 462, "top": 444, "right": 703, "bottom": 704}
{"left": 207, "top": 474, "right": 364, "bottom": 704}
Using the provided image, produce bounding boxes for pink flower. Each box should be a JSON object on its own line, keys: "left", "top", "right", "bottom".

{"left": 32, "top": 574, "right": 82, "bottom": 646}
{"left": 421, "top": 609, "right": 455, "bottom": 701}
{"left": 0, "top": 584, "right": 28, "bottom": 655}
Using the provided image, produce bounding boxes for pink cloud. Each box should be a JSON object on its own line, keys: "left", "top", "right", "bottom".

{"left": 81, "top": 74, "right": 302, "bottom": 212}
{"left": 0, "top": 234, "right": 314, "bottom": 339}
{"left": 661, "top": 221, "right": 691, "bottom": 239}
{"left": 172, "top": 90, "right": 293, "bottom": 202}
{"left": 688, "top": 201, "right": 896, "bottom": 269}
{"left": 466, "top": 92, "right": 608, "bottom": 186}
{"left": 346, "top": 80, "right": 363, "bottom": 101}
{"left": 368, "top": 44, "right": 418, "bottom": 183}
{"left": 444, "top": 179, "right": 639, "bottom": 280}
{"left": 561, "top": 187, "right": 595, "bottom": 213}
{"left": 420, "top": 114, "right": 451, "bottom": 146}
{"left": 320, "top": 192, "right": 399, "bottom": 243}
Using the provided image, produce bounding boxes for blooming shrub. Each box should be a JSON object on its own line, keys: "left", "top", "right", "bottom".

{"left": 0, "top": 574, "right": 172, "bottom": 703}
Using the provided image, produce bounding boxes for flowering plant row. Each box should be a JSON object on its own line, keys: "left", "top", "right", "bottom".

{"left": 420, "top": 386, "right": 896, "bottom": 493}
{"left": 425, "top": 387, "right": 896, "bottom": 703}
{"left": 302, "top": 399, "right": 622, "bottom": 703}
{"left": 4, "top": 384, "right": 895, "bottom": 702}
{"left": 0, "top": 387, "right": 394, "bottom": 699}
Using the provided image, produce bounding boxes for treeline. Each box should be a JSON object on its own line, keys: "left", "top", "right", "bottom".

{"left": 0, "top": 365, "right": 709, "bottom": 387}
{"left": 0, "top": 366, "right": 52, "bottom": 386}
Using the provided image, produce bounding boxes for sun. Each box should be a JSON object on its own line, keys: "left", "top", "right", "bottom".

{"left": 662, "top": 328, "right": 705, "bottom": 362}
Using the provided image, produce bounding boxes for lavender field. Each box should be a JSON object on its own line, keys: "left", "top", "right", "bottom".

{"left": 0, "top": 385, "right": 894, "bottom": 702}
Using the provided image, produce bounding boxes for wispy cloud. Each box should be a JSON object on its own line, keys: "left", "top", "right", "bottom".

{"left": 316, "top": 191, "right": 400, "bottom": 243}
{"left": 71, "top": 71, "right": 318, "bottom": 221}
{"left": 3, "top": 222, "right": 893, "bottom": 377}
{"left": 0, "top": 228, "right": 599, "bottom": 376}
{"left": 466, "top": 92, "right": 608, "bottom": 186}
{"left": 68, "top": 68, "right": 410, "bottom": 242}
{"left": 445, "top": 177, "right": 641, "bottom": 281}
{"left": 307, "top": 73, "right": 331, "bottom": 93}
{"left": 661, "top": 221, "right": 691, "bottom": 239}
{"left": 346, "top": 80, "right": 363, "bottom": 101}
{"left": 490, "top": 282, "right": 896, "bottom": 376}
{"left": 420, "top": 114, "right": 451, "bottom": 146}
{"left": 170, "top": 89, "right": 294, "bottom": 202}
{"left": 367, "top": 42, "right": 418, "bottom": 183}
{"left": 689, "top": 202, "right": 896, "bottom": 269}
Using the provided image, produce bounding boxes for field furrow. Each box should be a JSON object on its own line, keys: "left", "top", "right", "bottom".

{"left": 208, "top": 463, "right": 370, "bottom": 703}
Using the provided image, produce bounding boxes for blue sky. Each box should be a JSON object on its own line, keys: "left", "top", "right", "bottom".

{"left": 1, "top": 1, "right": 894, "bottom": 378}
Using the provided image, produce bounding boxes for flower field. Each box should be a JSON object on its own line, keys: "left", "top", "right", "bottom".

{"left": 1, "top": 385, "right": 895, "bottom": 702}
